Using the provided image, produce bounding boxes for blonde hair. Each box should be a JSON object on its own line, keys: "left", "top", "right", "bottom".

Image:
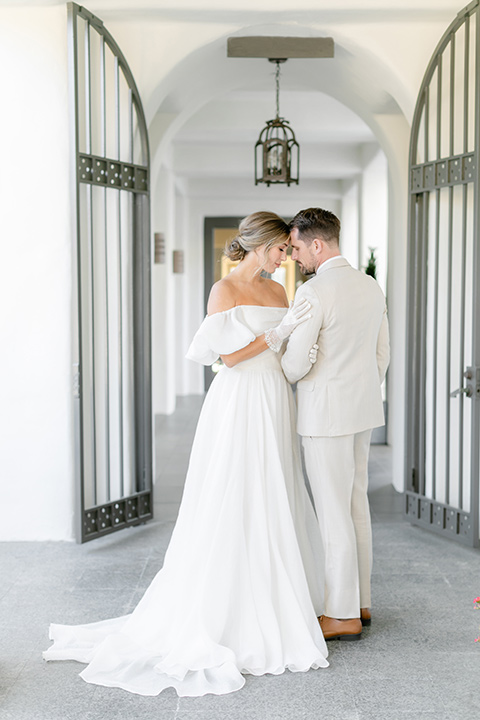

{"left": 224, "top": 211, "right": 290, "bottom": 263}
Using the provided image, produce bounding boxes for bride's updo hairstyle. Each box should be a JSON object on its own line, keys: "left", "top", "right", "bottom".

{"left": 224, "top": 211, "right": 290, "bottom": 263}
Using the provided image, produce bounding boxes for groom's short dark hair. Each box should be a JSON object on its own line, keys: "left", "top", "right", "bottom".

{"left": 290, "top": 208, "right": 341, "bottom": 246}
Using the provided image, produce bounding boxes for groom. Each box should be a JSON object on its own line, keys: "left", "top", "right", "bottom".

{"left": 282, "top": 208, "right": 390, "bottom": 641}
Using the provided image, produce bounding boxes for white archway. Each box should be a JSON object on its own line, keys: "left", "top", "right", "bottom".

{"left": 147, "top": 25, "right": 411, "bottom": 493}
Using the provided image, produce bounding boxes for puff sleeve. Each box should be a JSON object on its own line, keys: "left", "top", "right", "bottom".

{"left": 185, "top": 308, "right": 257, "bottom": 366}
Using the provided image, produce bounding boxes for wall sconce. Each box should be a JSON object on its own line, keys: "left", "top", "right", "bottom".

{"left": 173, "top": 250, "right": 184, "bottom": 274}
{"left": 154, "top": 232, "right": 165, "bottom": 264}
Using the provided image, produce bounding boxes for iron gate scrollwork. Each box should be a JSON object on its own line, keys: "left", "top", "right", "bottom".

{"left": 68, "top": 3, "right": 152, "bottom": 542}
{"left": 406, "top": 1, "right": 480, "bottom": 546}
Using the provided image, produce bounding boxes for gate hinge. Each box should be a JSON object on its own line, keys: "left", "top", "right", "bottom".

{"left": 73, "top": 363, "right": 81, "bottom": 399}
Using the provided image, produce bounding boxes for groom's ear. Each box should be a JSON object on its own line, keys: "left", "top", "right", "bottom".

{"left": 311, "top": 238, "right": 323, "bottom": 255}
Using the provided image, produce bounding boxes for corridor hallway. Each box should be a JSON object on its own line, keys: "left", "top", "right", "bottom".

{"left": 1, "top": 396, "right": 480, "bottom": 719}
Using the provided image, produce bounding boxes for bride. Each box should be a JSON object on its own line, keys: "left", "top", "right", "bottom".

{"left": 43, "top": 211, "right": 329, "bottom": 696}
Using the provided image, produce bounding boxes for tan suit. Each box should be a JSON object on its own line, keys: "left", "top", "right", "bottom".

{"left": 282, "top": 256, "right": 390, "bottom": 618}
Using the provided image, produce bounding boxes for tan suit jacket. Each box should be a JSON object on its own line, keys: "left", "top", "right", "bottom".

{"left": 281, "top": 257, "right": 390, "bottom": 437}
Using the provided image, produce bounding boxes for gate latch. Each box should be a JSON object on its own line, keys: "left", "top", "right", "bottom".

{"left": 450, "top": 366, "right": 480, "bottom": 399}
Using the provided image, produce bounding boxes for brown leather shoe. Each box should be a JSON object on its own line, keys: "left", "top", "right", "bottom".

{"left": 361, "top": 607, "right": 371, "bottom": 627}
{"left": 319, "top": 615, "right": 362, "bottom": 641}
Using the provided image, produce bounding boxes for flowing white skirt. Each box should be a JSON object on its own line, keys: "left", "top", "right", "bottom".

{"left": 44, "top": 353, "right": 328, "bottom": 696}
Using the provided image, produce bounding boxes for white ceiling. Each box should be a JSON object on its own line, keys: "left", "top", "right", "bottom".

{"left": 19, "top": 0, "right": 462, "bottom": 20}
{"left": 174, "top": 90, "right": 376, "bottom": 145}
{"left": 172, "top": 87, "right": 378, "bottom": 194}
{"left": 14, "top": 0, "right": 460, "bottom": 198}
{"left": 104, "top": 0, "right": 460, "bottom": 199}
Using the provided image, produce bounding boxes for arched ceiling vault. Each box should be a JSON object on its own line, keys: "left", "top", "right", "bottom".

{"left": 147, "top": 24, "right": 408, "bottom": 199}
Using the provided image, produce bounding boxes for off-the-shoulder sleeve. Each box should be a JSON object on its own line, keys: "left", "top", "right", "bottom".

{"left": 186, "top": 307, "right": 257, "bottom": 365}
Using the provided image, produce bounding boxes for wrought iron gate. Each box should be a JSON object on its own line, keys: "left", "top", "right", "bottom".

{"left": 405, "top": 1, "right": 480, "bottom": 546}
{"left": 68, "top": 3, "right": 152, "bottom": 542}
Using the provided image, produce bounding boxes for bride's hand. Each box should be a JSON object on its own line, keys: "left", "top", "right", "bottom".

{"left": 274, "top": 298, "right": 311, "bottom": 341}
{"left": 264, "top": 298, "right": 311, "bottom": 352}
{"left": 309, "top": 343, "right": 319, "bottom": 364}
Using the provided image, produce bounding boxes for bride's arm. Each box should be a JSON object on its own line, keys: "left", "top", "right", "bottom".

{"left": 207, "top": 280, "right": 287, "bottom": 369}
{"left": 220, "top": 337, "right": 270, "bottom": 368}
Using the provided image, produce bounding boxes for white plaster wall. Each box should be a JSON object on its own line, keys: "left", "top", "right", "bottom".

{"left": 376, "top": 114, "right": 410, "bottom": 493}
{"left": 338, "top": 112, "right": 410, "bottom": 495}
{"left": 174, "top": 189, "right": 190, "bottom": 398}
{"left": 328, "top": 19, "right": 455, "bottom": 122}
{"left": 0, "top": 6, "right": 74, "bottom": 540}
{"left": 151, "top": 165, "right": 177, "bottom": 417}
{"left": 100, "top": 12, "right": 460, "bottom": 128}
{"left": 340, "top": 179, "right": 360, "bottom": 268}
{"left": 360, "top": 148, "right": 388, "bottom": 293}
{"left": 97, "top": 17, "right": 237, "bottom": 126}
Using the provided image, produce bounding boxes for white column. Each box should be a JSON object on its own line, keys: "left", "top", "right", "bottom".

{"left": 151, "top": 165, "right": 177, "bottom": 415}
{"left": 340, "top": 177, "right": 360, "bottom": 269}
{"left": 0, "top": 6, "right": 74, "bottom": 540}
{"left": 359, "top": 146, "right": 388, "bottom": 293}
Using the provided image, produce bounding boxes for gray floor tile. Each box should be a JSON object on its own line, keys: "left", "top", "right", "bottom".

{"left": 303, "top": 713, "right": 359, "bottom": 720}
{"left": 301, "top": 668, "right": 356, "bottom": 716}
{"left": 85, "top": 685, "right": 178, "bottom": 720}
{"left": 350, "top": 674, "right": 445, "bottom": 715}
{"left": 175, "top": 711, "right": 265, "bottom": 720}
{"left": 1, "top": 397, "right": 480, "bottom": 720}
{"left": 357, "top": 714, "right": 449, "bottom": 720}
{"left": 154, "top": 486, "right": 184, "bottom": 503}
{"left": 178, "top": 671, "right": 265, "bottom": 712}
{"left": 154, "top": 502, "right": 183, "bottom": 522}
{"left": 1, "top": 659, "right": 97, "bottom": 720}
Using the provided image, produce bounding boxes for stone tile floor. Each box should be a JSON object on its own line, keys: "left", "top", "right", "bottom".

{"left": 1, "top": 395, "right": 480, "bottom": 719}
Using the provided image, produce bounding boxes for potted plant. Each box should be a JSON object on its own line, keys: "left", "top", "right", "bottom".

{"left": 365, "top": 247, "right": 377, "bottom": 279}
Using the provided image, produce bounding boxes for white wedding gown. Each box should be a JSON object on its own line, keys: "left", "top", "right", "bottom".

{"left": 43, "top": 305, "right": 328, "bottom": 696}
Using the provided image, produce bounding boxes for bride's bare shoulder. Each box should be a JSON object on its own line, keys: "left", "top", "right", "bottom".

{"left": 264, "top": 277, "right": 289, "bottom": 307}
{"left": 207, "top": 278, "right": 237, "bottom": 315}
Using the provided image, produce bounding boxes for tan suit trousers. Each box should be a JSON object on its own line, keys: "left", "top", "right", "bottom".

{"left": 302, "top": 429, "right": 373, "bottom": 619}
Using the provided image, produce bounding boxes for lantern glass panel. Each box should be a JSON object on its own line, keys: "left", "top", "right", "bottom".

{"left": 266, "top": 139, "right": 286, "bottom": 178}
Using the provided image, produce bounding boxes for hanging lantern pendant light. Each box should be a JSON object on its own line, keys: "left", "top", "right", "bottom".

{"left": 255, "top": 60, "right": 299, "bottom": 187}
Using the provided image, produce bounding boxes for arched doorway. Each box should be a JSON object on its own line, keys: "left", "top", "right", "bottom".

{"left": 405, "top": 1, "right": 480, "bottom": 546}
{"left": 69, "top": 3, "right": 152, "bottom": 542}
{"left": 148, "top": 26, "right": 410, "bottom": 492}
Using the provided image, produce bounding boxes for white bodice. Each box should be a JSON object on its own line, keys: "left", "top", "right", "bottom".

{"left": 186, "top": 305, "right": 287, "bottom": 369}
